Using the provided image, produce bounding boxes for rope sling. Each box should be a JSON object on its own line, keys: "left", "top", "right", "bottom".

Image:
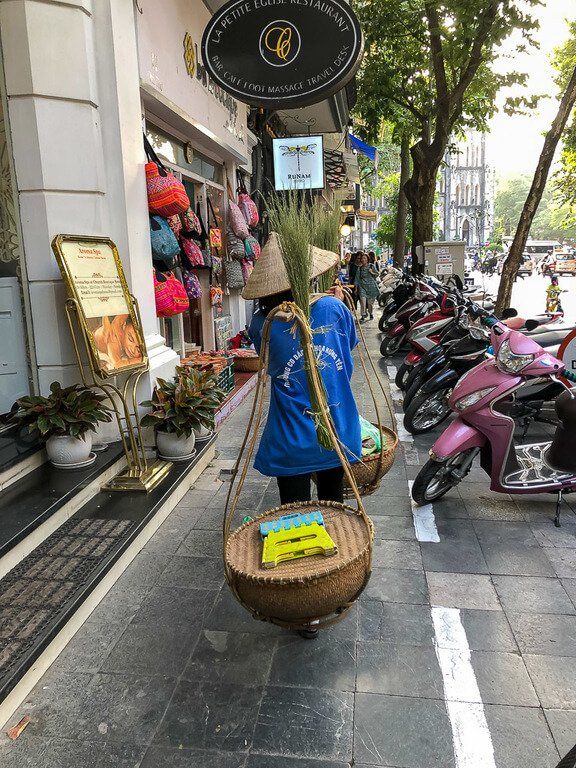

{"left": 222, "top": 296, "right": 398, "bottom": 631}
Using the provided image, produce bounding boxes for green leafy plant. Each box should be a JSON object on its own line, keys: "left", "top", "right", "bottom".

{"left": 7, "top": 382, "right": 112, "bottom": 439}
{"left": 141, "top": 366, "right": 226, "bottom": 438}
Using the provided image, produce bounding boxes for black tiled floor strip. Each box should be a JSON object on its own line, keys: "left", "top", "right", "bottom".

{"left": 0, "top": 436, "right": 216, "bottom": 702}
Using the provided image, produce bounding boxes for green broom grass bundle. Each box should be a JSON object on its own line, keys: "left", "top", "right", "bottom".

{"left": 266, "top": 192, "right": 332, "bottom": 449}
{"left": 314, "top": 206, "right": 341, "bottom": 294}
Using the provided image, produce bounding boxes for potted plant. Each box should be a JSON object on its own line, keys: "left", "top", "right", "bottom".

{"left": 141, "top": 366, "right": 225, "bottom": 460}
{"left": 7, "top": 382, "right": 112, "bottom": 468}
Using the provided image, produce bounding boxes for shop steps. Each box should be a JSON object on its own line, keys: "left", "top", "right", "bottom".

{"left": 0, "top": 435, "right": 217, "bottom": 729}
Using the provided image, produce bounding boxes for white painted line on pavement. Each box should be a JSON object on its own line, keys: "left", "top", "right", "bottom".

{"left": 408, "top": 480, "right": 439, "bottom": 542}
{"left": 386, "top": 364, "right": 414, "bottom": 443}
{"left": 386, "top": 365, "right": 403, "bottom": 403}
{"left": 432, "top": 606, "right": 497, "bottom": 768}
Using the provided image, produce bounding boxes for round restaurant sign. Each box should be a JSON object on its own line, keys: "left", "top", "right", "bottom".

{"left": 201, "top": 0, "right": 364, "bottom": 109}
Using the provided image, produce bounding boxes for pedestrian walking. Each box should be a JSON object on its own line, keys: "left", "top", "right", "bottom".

{"left": 354, "top": 253, "right": 380, "bottom": 321}
{"left": 244, "top": 234, "right": 362, "bottom": 507}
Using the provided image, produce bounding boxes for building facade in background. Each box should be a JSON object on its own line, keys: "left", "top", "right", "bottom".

{"left": 438, "top": 131, "right": 495, "bottom": 248}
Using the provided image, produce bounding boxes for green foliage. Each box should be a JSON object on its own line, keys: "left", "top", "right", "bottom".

{"left": 495, "top": 174, "right": 576, "bottom": 240}
{"left": 141, "top": 367, "right": 226, "bottom": 438}
{"left": 373, "top": 174, "right": 412, "bottom": 249}
{"left": 266, "top": 192, "right": 317, "bottom": 320}
{"left": 354, "top": 0, "right": 541, "bottom": 145}
{"left": 553, "top": 21, "right": 576, "bottom": 215}
{"left": 314, "top": 207, "right": 341, "bottom": 293}
{"left": 8, "top": 382, "right": 112, "bottom": 440}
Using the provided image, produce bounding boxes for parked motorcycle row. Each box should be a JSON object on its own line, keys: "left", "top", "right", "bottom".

{"left": 377, "top": 269, "right": 576, "bottom": 526}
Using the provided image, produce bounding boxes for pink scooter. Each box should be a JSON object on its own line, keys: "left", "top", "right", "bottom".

{"left": 412, "top": 316, "right": 576, "bottom": 526}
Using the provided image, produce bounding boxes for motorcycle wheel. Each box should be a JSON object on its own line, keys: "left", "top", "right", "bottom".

{"left": 404, "top": 388, "right": 453, "bottom": 434}
{"left": 403, "top": 369, "right": 427, "bottom": 409}
{"left": 378, "top": 313, "right": 388, "bottom": 332}
{"left": 412, "top": 450, "right": 476, "bottom": 504}
{"left": 380, "top": 333, "right": 405, "bottom": 357}
{"left": 395, "top": 362, "right": 413, "bottom": 391}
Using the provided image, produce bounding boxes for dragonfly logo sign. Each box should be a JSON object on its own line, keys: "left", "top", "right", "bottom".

{"left": 201, "top": 0, "right": 363, "bottom": 109}
{"left": 273, "top": 135, "right": 325, "bottom": 191}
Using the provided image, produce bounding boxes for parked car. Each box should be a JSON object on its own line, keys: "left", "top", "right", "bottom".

{"left": 554, "top": 251, "right": 576, "bottom": 276}
{"left": 497, "top": 252, "right": 534, "bottom": 276}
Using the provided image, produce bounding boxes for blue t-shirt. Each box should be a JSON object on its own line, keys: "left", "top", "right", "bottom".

{"left": 249, "top": 295, "right": 362, "bottom": 477}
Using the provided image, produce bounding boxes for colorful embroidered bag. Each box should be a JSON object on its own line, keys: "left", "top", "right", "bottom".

{"left": 227, "top": 229, "right": 245, "bottom": 260}
{"left": 244, "top": 235, "right": 261, "bottom": 260}
{"left": 144, "top": 136, "right": 190, "bottom": 218}
{"left": 154, "top": 271, "right": 189, "bottom": 317}
{"left": 228, "top": 199, "right": 250, "bottom": 239}
{"left": 181, "top": 236, "right": 205, "bottom": 267}
{"left": 183, "top": 270, "right": 203, "bottom": 300}
{"left": 150, "top": 215, "right": 180, "bottom": 268}
{"left": 167, "top": 214, "right": 182, "bottom": 239}
{"left": 237, "top": 176, "right": 259, "bottom": 227}
{"left": 207, "top": 198, "right": 222, "bottom": 250}
{"left": 241, "top": 257, "right": 254, "bottom": 285}
{"left": 181, "top": 206, "right": 202, "bottom": 235}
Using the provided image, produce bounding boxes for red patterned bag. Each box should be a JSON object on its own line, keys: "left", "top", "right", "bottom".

{"left": 181, "top": 236, "right": 205, "bottom": 267}
{"left": 180, "top": 206, "right": 201, "bottom": 235}
{"left": 153, "top": 271, "right": 189, "bottom": 317}
{"left": 144, "top": 136, "right": 189, "bottom": 217}
{"left": 167, "top": 214, "right": 182, "bottom": 239}
{"left": 238, "top": 176, "right": 259, "bottom": 227}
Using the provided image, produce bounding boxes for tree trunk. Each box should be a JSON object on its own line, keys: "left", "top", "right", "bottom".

{"left": 496, "top": 64, "right": 576, "bottom": 315}
{"left": 393, "top": 137, "right": 410, "bottom": 269}
{"left": 405, "top": 152, "right": 438, "bottom": 274}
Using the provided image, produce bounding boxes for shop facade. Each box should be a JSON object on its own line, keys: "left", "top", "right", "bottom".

{"left": 0, "top": 0, "right": 255, "bottom": 425}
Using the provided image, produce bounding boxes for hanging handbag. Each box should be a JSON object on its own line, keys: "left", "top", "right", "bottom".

{"left": 227, "top": 229, "right": 245, "bottom": 260}
{"left": 180, "top": 206, "right": 202, "bottom": 236}
{"left": 167, "top": 214, "right": 182, "bottom": 240}
{"left": 210, "top": 286, "right": 223, "bottom": 307}
{"left": 237, "top": 175, "right": 259, "bottom": 228}
{"left": 181, "top": 235, "right": 205, "bottom": 267}
{"left": 228, "top": 198, "right": 250, "bottom": 239}
{"left": 150, "top": 215, "right": 180, "bottom": 268}
{"left": 244, "top": 235, "right": 261, "bottom": 260}
{"left": 207, "top": 198, "right": 222, "bottom": 250}
{"left": 153, "top": 270, "right": 190, "bottom": 317}
{"left": 211, "top": 254, "right": 222, "bottom": 277}
{"left": 241, "top": 257, "right": 254, "bottom": 285}
{"left": 183, "top": 270, "right": 203, "bottom": 300}
{"left": 144, "top": 135, "right": 190, "bottom": 217}
{"left": 225, "top": 257, "right": 245, "bottom": 290}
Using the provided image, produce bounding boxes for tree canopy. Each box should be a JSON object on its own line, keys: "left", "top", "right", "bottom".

{"left": 553, "top": 20, "right": 576, "bottom": 228}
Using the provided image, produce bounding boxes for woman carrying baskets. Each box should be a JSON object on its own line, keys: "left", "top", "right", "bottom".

{"left": 243, "top": 234, "right": 362, "bottom": 507}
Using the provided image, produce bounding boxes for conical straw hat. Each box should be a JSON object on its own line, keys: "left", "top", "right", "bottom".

{"left": 242, "top": 232, "right": 339, "bottom": 300}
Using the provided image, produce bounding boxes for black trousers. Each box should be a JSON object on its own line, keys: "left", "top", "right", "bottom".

{"left": 276, "top": 466, "right": 345, "bottom": 505}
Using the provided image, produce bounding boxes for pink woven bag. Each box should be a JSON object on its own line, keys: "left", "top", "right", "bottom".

{"left": 228, "top": 199, "right": 249, "bottom": 239}
{"left": 238, "top": 193, "right": 259, "bottom": 228}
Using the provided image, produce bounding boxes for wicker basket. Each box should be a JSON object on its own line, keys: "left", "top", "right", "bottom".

{"left": 225, "top": 501, "right": 373, "bottom": 628}
{"left": 344, "top": 424, "right": 398, "bottom": 498}
{"left": 233, "top": 355, "right": 260, "bottom": 373}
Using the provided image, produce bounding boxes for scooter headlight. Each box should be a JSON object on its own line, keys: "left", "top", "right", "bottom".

{"left": 454, "top": 386, "right": 496, "bottom": 411}
{"left": 496, "top": 339, "right": 535, "bottom": 373}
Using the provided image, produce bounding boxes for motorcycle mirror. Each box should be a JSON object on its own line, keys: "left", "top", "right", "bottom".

{"left": 501, "top": 307, "right": 518, "bottom": 319}
{"left": 525, "top": 319, "right": 540, "bottom": 331}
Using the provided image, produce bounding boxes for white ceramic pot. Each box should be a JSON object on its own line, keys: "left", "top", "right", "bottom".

{"left": 193, "top": 423, "right": 212, "bottom": 441}
{"left": 46, "top": 433, "right": 93, "bottom": 467}
{"left": 156, "top": 430, "right": 196, "bottom": 461}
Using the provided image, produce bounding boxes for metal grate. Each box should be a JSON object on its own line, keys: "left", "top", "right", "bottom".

{"left": 0, "top": 517, "right": 135, "bottom": 689}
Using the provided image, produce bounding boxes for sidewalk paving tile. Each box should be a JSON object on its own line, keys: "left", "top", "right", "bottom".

{"left": 484, "top": 704, "right": 560, "bottom": 768}
{"left": 561, "top": 578, "right": 576, "bottom": 608}
{"left": 52, "top": 620, "right": 126, "bottom": 673}
{"left": 524, "top": 654, "right": 576, "bottom": 708}
{"left": 469, "top": 651, "right": 540, "bottom": 706}
{"left": 420, "top": 519, "right": 489, "bottom": 574}
{"left": 131, "top": 585, "right": 217, "bottom": 626}
{"left": 86, "top": 587, "right": 145, "bottom": 626}
{"left": 544, "top": 548, "right": 576, "bottom": 578}
{"left": 363, "top": 568, "right": 429, "bottom": 604}
{"left": 0, "top": 737, "right": 147, "bottom": 768}
{"left": 543, "top": 709, "right": 576, "bottom": 757}
{"left": 354, "top": 693, "right": 455, "bottom": 768}
{"left": 356, "top": 642, "right": 444, "bottom": 699}
{"left": 372, "top": 539, "right": 423, "bottom": 569}
{"left": 459, "top": 609, "right": 518, "bottom": 652}
{"left": 426, "top": 572, "right": 501, "bottom": 610}
{"left": 251, "top": 686, "right": 354, "bottom": 761}
{"left": 204, "top": 587, "right": 285, "bottom": 636}
{"left": 153, "top": 680, "right": 263, "bottom": 751}
{"left": 177, "top": 528, "right": 223, "bottom": 558}
{"left": 246, "top": 757, "right": 348, "bottom": 768}
{"left": 183, "top": 630, "right": 276, "bottom": 686}
{"left": 158, "top": 555, "right": 224, "bottom": 589}
{"left": 101, "top": 622, "right": 201, "bottom": 677}
{"left": 507, "top": 613, "right": 576, "bottom": 657}
{"left": 492, "top": 575, "right": 576, "bottom": 615}
{"left": 370, "top": 514, "right": 416, "bottom": 540}
{"left": 375, "top": 602, "right": 435, "bottom": 646}
{"left": 268, "top": 637, "right": 356, "bottom": 691}
{"left": 140, "top": 746, "right": 246, "bottom": 767}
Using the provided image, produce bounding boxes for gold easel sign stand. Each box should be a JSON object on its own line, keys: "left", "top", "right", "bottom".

{"left": 51, "top": 234, "right": 171, "bottom": 492}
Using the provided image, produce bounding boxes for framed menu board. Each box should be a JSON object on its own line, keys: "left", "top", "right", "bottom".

{"left": 51, "top": 235, "right": 146, "bottom": 378}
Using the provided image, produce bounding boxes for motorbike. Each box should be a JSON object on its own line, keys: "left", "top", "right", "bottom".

{"left": 379, "top": 278, "right": 441, "bottom": 357}
{"left": 411, "top": 317, "right": 576, "bottom": 526}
